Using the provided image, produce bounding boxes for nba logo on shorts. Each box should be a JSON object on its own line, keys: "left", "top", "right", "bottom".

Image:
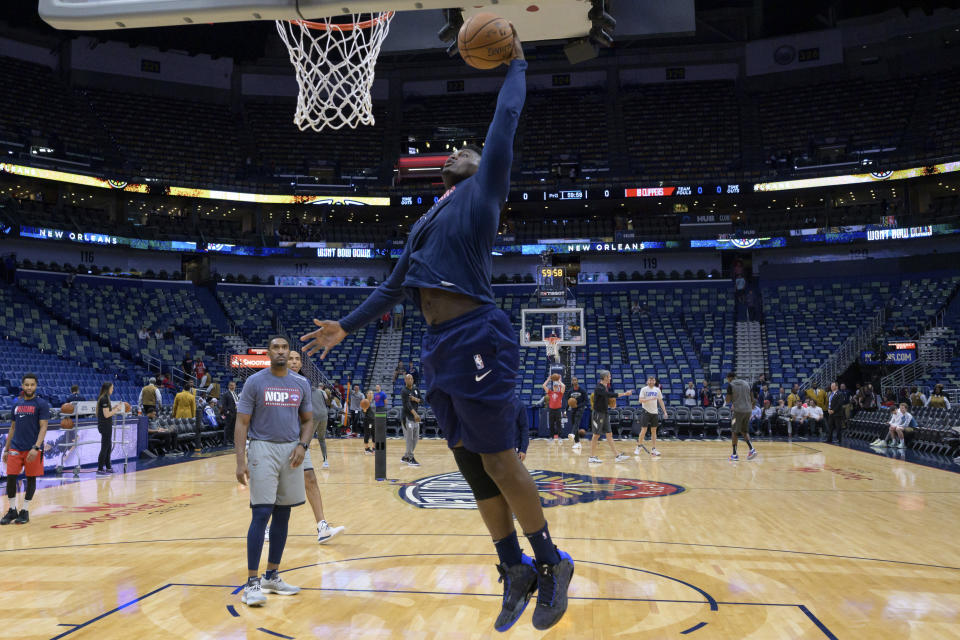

{"left": 473, "top": 354, "right": 484, "bottom": 370}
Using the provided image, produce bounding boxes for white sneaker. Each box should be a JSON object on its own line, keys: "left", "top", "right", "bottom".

{"left": 650, "top": 448, "right": 661, "bottom": 457}
{"left": 588, "top": 456, "right": 602, "bottom": 463}
{"left": 897, "top": 441, "right": 906, "bottom": 449}
{"left": 633, "top": 446, "right": 641, "bottom": 456}
{"left": 241, "top": 578, "right": 266, "bottom": 606}
{"left": 260, "top": 572, "right": 300, "bottom": 595}
{"left": 870, "top": 439, "right": 883, "bottom": 446}
{"left": 615, "top": 453, "right": 629, "bottom": 462}
{"left": 264, "top": 526, "right": 270, "bottom": 541}
{"left": 317, "top": 520, "right": 345, "bottom": 543}
{"left": 321, "top": 460, "right": 329, "bottom": 469}
{"left": 571, "top": 442, "right": 582, "bottom": 450}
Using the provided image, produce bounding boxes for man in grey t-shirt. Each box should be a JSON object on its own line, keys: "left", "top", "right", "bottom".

{"left": 725, "top": 371, "right": 757, "bottom": 461}
{"left": 234, "top": 336, "right": 313, "bottom": 607}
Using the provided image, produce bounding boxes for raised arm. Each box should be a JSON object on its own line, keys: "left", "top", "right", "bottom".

{"left": 302, "top": 250, "right": 411, "bottom": 357}
{"left": 474, "top": 47, "right": 527, "bottom": 206}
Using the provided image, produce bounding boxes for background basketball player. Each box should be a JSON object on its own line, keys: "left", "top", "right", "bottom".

{"left": 589, "top": 369, "right": 633, "bottom": 464}
{"left": 542, "top": 373, "right": 565, "bottom": 442}
{"left": 265, "top": 349, "right": 344, "bottom": 544}
{"left": 1, "top": 374, "right": 48, "bottom": 525}
{"left": 636, "top": 375, "right": 667, "bottom": 457}
{"left": 725, "top": 371, "right": 758, "bottom": 461}
{"left": 565, "top": 377, "right": 588, "bottom": 450}
{"left": 301, "top": 27, "right": 574, "bottom": 632}
{"left": 234, "top": 336, "right": 313, "bottom": 606}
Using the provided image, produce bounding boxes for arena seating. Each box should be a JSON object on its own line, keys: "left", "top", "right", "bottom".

{"left": 756, "top": 77, "right": 920, "bottom": 164}
{"left": 245, "top": 99, "right": 388, "bottom": 180}
{"left": 520, "top": 87, "right": 609, "bottom": 180}
{"left": 83, "top": 88, "right": 244, "bottom": 188}
{"left": 846, "top": 407, "right": 960, "bottom": 457}
{"left": 17, "top": 272, "right": 230, "bottom": 392}
{"left": 216, "top": 285, "right": 378, "bottom": 385}
{"left": 0, "top": 56, "right": 104, "bottom": 164}
{"left": 621, "top": 81, "right": 741, "bottom": 182}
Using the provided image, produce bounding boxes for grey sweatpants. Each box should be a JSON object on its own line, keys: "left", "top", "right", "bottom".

{"left": 313, "top": 416, "right": 328, "bottom": 461}
{"left": 403, "top": 418, "right": 420, "bottom": 458}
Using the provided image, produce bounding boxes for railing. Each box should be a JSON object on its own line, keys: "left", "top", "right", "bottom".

{"left": 801, "top": 306, "right": 886, "bottom": 393}
{"left": 144, "top": 353, "right": 162, "bottom": 376}
{"left": 881, "top": 343, "right": 953, "bottom": 400}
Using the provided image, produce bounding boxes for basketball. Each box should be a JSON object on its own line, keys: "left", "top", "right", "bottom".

{"left": 61, "top": 402, "right": 75, "bottom": 415}
{"left": 360, "top": 398, "right": 371, "bottom": 411}
{"left": 61, "top": 417, "right": 74, "bottom": 429}
{"left": 568, "top": 397, "right": 577, "bottom": 408}
{"left": 578, "top": 429, "right": 586, "bottom": 437}
{"left": 458, "top": 13, "right": 514, "bottom": 70}
{"left": 608, "top": 397, "right": 617, "bottom": 409}
{"left": 551, "top": 373, "right": 561, "bottom": 382}
{"left": 124, "top": 402, "right": 131, "bottom": 413}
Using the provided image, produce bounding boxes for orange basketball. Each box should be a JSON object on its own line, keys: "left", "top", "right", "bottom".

{"left": 458, "top": 13, "right": 514, "bottom": 70}
{"left": 568, "top": 397, "right": 577, "bottom": 408}
{"left": 360, "top": 399, "right": 371, "bottom": 411}
{"left": 61, "top": 417, "right": 74, "bottom": 429}
{"left": 608, "top": 397, "right": 617, "bottom": 409}
{"left": 61, "top": 403, "right": 75, "bottom": 415}
{"left": 123, "top": 402, "right": 131, "bottom": 413}
{"left": 551, "top": 373, "right": 561, "bottom": 382}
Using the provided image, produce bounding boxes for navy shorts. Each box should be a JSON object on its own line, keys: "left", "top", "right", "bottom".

{"left": 421, "top": 304, "right": 519, "bottom": 454}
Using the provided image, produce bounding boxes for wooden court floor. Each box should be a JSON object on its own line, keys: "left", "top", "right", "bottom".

{"left": 2, "top": 438, "right": 958, "bottom": 639}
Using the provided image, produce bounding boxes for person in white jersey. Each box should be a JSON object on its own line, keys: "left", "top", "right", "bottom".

{"left": 635, "top": 375, "right": 668, "bottom": 456}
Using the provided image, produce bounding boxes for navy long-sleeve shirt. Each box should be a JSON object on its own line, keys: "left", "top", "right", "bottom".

{"left": 339, "top": 59, "right": 527, "bottom": 334}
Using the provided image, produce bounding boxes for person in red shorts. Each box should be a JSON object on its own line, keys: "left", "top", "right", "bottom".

{"left": 1, "top": 373, "right": 50, "bottom": 525}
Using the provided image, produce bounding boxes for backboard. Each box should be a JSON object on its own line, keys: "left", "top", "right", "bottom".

{"left": 520, "top": 307, "right": 585, "bottom": 348}
{"left": 38, "top": 0, "right": 595, "bottom": 42}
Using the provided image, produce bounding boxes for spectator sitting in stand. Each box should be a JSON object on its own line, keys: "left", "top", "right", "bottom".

{"left": 790, "top": 400, "right": 806, "bottom": 438}
{"left": 861, "top": 384, "right": 877, "bottom": 409}
{"left": 137, "top": 326, "right": 149, "bottom": 341}
{"left": 160, "top": 373, "right": 175, "bottom": 390}
{"left": 65, "top": 385, "right": 84, "bottom": 405}
{"left": 803, "top": 399, "right": 825, "bottom": 439}
{"left": 880, "top": 392, "right": 897, "bottom": 409}
{"left": 154, "top": 327, "right": 163, "bottom": 341}
{"left": 198, "top": 370, "right": 213, "bottom": 395}
{"left": 775, "top": 398, "right": 792, "bottom": 437}
{"left": 148, "top": 422, "right": 177, "bottom": 456}
{"left": 393, "top": 363, "right": 405, "bottom": 382}
{"left": 786, "top": 384, "right": 801, "bottom": 408}
{"left": 164, "top": 326, "right": 175, "bottom": 339}
{"left": 699, "top": 380, "right": 711, "bottom": 407}
{"left": 749, "top": 403, "right": 763, "bottom": 435}
{"left": 407, "top": 361, "right": 419, "bottom": 385}
{"left": 759, "top": 399, "right": 778, "bottom": 437}
{"left": 203, "top": 398, "right": 220, "bottom": 428}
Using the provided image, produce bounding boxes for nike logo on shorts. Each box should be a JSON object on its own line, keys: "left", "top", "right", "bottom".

{"left": 475, "top": 370, "right": 492, "bottom": 382}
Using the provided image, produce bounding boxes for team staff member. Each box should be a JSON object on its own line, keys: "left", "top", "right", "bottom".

{"left": 635, "top": 375, "right": 667, "bottom": 457}
{"left": 222, "top": 381, "right": 239, "bottom": 445}
{"left": 235, "top": 336, "right": 313, "bottom": 607}
{"left": 725, "top": 372, "right": 757, "bottom": 461}
{"left": 173, "top": 381, "right": 196, "bottom": 419}
{"left": 541, "top": 374, "right": 565, "bottom": 441}
{"left": 588, "top": 370, "right": 632, "bottom": 464}
{"left": 96, "top": 382, "right": 125, "bottom": 475}
{"left": 564, "top": 377, "right": 588, "bottom": 450}
{"left": 826, "top": 382, "right": 844, "bottom": 444}
{"left": 139, "top": 377, "right": 162, "bottom": 419}
{"left": 1, "top": 374, "right": 49, "bottom": 525}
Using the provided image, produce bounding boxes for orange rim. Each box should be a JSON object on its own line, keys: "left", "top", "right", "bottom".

{"left": 293, "top": 11, "right": 394, "bottom": 31}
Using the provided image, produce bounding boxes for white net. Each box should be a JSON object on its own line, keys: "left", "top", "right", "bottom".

{"left": 275, "top": 13, "right": 394, "bottom": 132}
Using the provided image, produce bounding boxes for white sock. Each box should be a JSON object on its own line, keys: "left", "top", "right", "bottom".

{"left": 22, "top": 500, "right": 31, "bottom": 511}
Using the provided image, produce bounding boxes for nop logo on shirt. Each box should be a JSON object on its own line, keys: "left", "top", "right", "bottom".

{"left": 264, "top": 388, "right": 301, "bottom": 407}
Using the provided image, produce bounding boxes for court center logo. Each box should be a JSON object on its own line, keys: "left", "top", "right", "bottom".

{"left": 400, "top": 470, "right": 684, "bottom": 509}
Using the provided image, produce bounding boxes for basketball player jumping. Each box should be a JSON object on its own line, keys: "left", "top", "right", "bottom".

{"left": 265, "top": 349, "right": 345, "bottom": 544}
{"left": 235, "top": 336, "right": 313, "bottom": 606}
{"left": 301, "top": 28, "right": 574, "bottom": 632}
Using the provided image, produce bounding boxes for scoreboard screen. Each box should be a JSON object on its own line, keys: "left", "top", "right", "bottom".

{"left": 539, "top": 267, "right": 566, "bottom": 291}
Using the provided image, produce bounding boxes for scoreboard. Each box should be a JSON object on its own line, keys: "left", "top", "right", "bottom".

{"left": 538, "top": 266, "right": 567, "bottom": 306}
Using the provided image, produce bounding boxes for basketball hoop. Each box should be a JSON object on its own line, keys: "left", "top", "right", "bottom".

{"left": 276, "top": 12, "right": 394, "bottom": 131}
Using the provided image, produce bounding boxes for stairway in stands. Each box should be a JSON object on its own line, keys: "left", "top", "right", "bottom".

{"left": 365, "top": 326, "right": 403, "bottom": 392}
{"left": 735, "top": 284, "right": 767, "bottom": 381}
